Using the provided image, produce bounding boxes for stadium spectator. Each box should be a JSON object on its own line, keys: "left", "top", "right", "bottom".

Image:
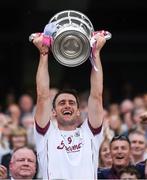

{"left": 98, "top": 135, "right": 147, "bottom": 179}
{"left": 9, "top": 147, "right": 37, "bottom": 179}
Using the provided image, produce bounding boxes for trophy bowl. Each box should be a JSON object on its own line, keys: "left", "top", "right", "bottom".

{"left": 48, "top": 10, "right": 94, "bottom": 67}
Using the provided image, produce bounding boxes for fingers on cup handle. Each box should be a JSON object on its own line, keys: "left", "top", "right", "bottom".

{"left": 29, "top": 33, "right": 52, "bottom": 48}
{"left": 29, "top": 33, "right": 42, "bottom": 42}
{"left": 93, "top": 30, "right": 112, "bottom": 40}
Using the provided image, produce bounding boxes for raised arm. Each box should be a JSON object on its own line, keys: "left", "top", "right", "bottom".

{"left": 33, "top": 34, "right": 51, "bottom": 128}
{"left": 88, "top": 33, "right": 106, "bottom": 128}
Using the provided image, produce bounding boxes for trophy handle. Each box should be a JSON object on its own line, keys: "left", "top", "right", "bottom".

{"left": 93, "top": 30, "right": 112, "bottom": 40}
{"left": 101, "top": 30, "right": 112, "bottom": 40}
{"left": 29, "top": 33, "right": 39, "bottom": 42}
{"left": 90, "top": 30, "right": 112, "bottom": 47}
{"left": 29, "top": 33, "right": 53, "bottom": 47}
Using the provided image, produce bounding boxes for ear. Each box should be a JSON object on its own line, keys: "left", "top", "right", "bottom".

{"left": 77, "top": 109, "right": 80, "bottom": 117}
{"left": 52, "top": 109, "right": 57, "bottom": 118}
{"left": 9, "top": 161, "right": 12, "bottom": 171}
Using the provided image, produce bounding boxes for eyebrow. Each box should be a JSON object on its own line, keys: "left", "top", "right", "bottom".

{"left": 58, "top": 99, "right": 76, "bottom": 103}
{"left": 16, "top": 157, "right": 36, "bottom": 162}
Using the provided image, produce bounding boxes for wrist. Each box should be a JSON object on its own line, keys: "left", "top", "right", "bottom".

{"left": 39, "top": 53, "right": 49, "bottom": 60}
{"left": 40, "top": 52, "right": 49, "bottom": 56}
{"left": 93, "top": 51, "right": 100, "bottom": 59}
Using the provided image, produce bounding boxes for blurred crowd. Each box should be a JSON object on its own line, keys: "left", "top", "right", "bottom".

{"left": 0, "top": 88, "right": 147, "bottom": 179}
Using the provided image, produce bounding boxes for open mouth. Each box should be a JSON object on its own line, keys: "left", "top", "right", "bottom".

{"left": 116, "top": 156, "right": 124, "bottom": 160}
{"left": 62, "top": 110, "right": 72, "bottom": 116}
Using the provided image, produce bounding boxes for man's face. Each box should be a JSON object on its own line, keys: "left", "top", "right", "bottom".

{"left": 129, "top": 133, "right": 146, "bottom": 157}
{"left": 10, "top": 148, "right": 36, "bottom": 179}
{"left": 110, "top": 140, "right": 130, "bottom": 168}
{"left": 53, "top": 93, "right": 80, "bottom": 127}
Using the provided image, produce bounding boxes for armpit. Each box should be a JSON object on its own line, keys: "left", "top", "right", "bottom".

{"left": 35, "top": 120, "right": 50, "bottom": 135}
{"left": 88, "top": 120, "right": 102, "bottom": 135}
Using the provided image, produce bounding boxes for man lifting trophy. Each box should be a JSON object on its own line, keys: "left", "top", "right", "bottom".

{"left": 31, "top": 10, "right": 111, "bottom": 180}
{"left": 29, "top": 10, "right": 112, "bottom": 67}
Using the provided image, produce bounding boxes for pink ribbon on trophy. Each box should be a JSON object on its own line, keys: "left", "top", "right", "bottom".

{"left": 42, "top": 35, "right": 53, "bottom": 47}
{"left": 29, "top": 22, "right": 57, "bottom": 47}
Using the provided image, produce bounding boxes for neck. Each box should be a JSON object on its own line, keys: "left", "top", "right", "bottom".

{"left": 113, "top": 165, "right": 126, "bottom": 174}
{"left": 57, "top": 119, "right": 77, "bottom": 131}
{"left": 104, "top": 161, "right": 112, "bottom": 168}
{"left": 12, "top": 176, "right": 32, "bottom": 180}
{"left": 133, "top": 155, "right": 143, "bottom": 164}
{"left": 58, "top": 124, "right": 76, "bottom": 131}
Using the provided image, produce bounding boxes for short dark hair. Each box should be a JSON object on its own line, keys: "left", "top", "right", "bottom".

{"left": 52, "top": 89, "right": 80, "bottom": 109}
{"left": 120, "top": 165, "right": 141, "bottom": 179}
{"left": 110, "top": 135, "right": 131, "bottom": 145}
{"left": 128, "top": 129, "right": 145, "bottom": 137}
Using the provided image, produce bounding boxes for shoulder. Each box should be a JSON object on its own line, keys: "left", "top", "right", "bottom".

{"left": 135, "top": 161, "right": 145, "bottom": 179}
{"left": 136, "top": 161, "right": 145, "bottom": 169}
{"left": 98, "top": 167, "right": 111, "bottom": 179}
{"left": 1, "top": 153, "right": 11, "bottom": 159}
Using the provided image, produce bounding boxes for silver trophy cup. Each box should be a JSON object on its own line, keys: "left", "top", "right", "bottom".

{"left": 29, "top": 10, "right": 112, "bottom": 67}
{"left": 48, "top": 10, "right": 94, "bottom": 67}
